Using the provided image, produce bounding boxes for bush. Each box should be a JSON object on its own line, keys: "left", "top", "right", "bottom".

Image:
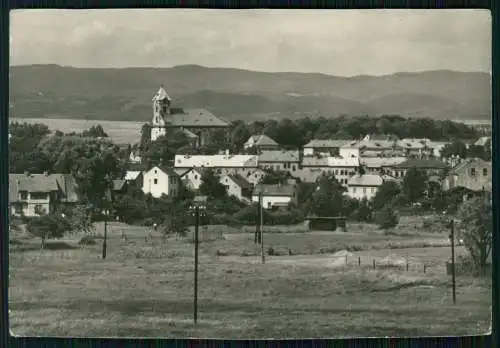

{"left": 79, "top": 235, "right": 98, "bottom": 245}
{"left": 374, "top": 205, "right": 399, "bottom": 231}
{"left": 26, "top": 215, "right": 71, "bottom": 240}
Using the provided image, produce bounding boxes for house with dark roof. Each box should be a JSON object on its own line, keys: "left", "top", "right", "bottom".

{"left": 9, "top": 172, "right": 79, "bottom": 217}
{"left": 257, "top": 150, "right": 301, "bottom": 176}
{"left": 244, "top": 134, "right": 280, "bottom": 152}
{"left": 252, "top": 181, "right": 298, "bottom": 209}
{"left": 142, "top": 165, "right": 180, "bottom": 198}
{"left": 442, "top": 158, "right": 492, "bottom": 192}
{"left": 390, "top": 158, "right": 449, "bottom": 179}
{"left": 220, "top": 174, "right": 252, "bottom": 203}
{"left": 150, "top": 86, "right": 231, "bottom": 147}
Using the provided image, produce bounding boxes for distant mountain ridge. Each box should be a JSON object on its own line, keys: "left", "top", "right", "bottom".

{"left": 9, "top": 64, "right": 491, "bottom": 122}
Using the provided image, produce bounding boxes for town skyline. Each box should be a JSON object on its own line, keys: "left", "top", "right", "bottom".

{"left": 10, "top": 9, "right": 491, "bottom": 76}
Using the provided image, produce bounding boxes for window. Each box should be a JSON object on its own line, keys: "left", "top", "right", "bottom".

{"left": 194, "top": 175, "right": 198, "bottom": 180}
{"left": 471, "top": 168, "right": 476, "bottom": 176}
{"left": 371, "top": 188, "right": 375, "bottom": 193}
{"left": 352, "top": 187, "right": 357, "bottom": 193}
{"left": 154, "top": 169, "right": 157, "bottom": 174}
{"left": 483, "top": 168, "right": 488, "bottom": 176}
{"left": 225, "top": 185, "right": 230, "bottom": 190}
{"left": 19, "top": 191, "right": 28, "bottom": 200}
{"left": 30, "top": 192, "right": 48, "bottom": 200}
{"left": 363, "top": 188, "right": 367, "bottom": 194}
{"left": 153, "top": 179, "right": 158, "bottom": 185}
{"left": 292, "top": 165, "right": 296, "bottom": 171}
{"left": 14, "top": 204, "right": 23, "bottom": 214}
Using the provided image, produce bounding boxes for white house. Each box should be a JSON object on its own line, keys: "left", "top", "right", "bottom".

{"left": 252, "top": 181, "right": 298, "bottom": 209}
{"left": 220, "top": 174, "right": 253, "bottom": 203}
{"left": 346, "top": 174, "right": 384, "bottom": 201}
{"left": 244, "top": 134, "right": 279, "bottom": 151}
{"left": 142, "top": 166, "right": 180, "bottom": 198}
{"left": 176, "top": 168, "right": 204, "bottom": 191}
{"left": 174, "top": 153, "right": 264, "bottom": 185}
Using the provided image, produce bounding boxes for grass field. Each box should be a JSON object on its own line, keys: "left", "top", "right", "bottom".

{"left": 10, "top": 118, "right": 143, "bottom": 145}
{"left": 9, "top": 222, "right": 491, "bottom": 338}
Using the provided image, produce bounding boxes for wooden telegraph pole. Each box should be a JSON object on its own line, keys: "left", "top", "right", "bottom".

{"left": 193, "top": 203, "right": 200, "bottom": 324}
{"left": 260, "top": 189, "right": 265, "bottom": 264}
{"left": 449, "top": 219, "right": 456, "bottom": 305}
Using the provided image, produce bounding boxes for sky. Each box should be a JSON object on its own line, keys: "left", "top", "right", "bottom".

{"left": 10, "top": 9, "right": 491, "bottom": 76}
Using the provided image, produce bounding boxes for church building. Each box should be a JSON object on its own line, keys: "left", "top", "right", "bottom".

{"left": 150, "top": 86, "right": 231, "bottom": 148}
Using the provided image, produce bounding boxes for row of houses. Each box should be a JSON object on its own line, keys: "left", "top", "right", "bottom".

{"left": 8, "top": 154, "right": 491, "bottom": 218}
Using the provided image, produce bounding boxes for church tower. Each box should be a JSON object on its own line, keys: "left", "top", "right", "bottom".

{"left": 151, "top": 85, "right": 172, "bottom": 142}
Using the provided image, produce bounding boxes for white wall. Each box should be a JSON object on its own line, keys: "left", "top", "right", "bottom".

{"left": 340, "top": 147, "right": 359, "bottom": 158}
{"left": 252, "top": 195, "right": 293, "bottom": 209}
{"left": 303, "top": 147, "right": 314, "bottom": 156}
{"left": 142, "top": 167, "right": 170, "bottom": 198}
{"left": 346, "top": 186, "right": 378, "bottom": 200}
{"left": 184, "top": 170, "right": 203, "bottom": 191}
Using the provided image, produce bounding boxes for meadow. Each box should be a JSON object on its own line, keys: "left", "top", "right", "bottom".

{"left": 10, "top": 118, "right": 143, "bottom": 145}
{"left": 9, "top": 220, "right": 491, "bottom": 338}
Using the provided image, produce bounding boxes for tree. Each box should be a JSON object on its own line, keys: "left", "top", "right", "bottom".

{"left": 230, "top": 121, "right": 251, "bottom": 152}
{"left": 457, "top": 195, "right": 492, "bottom": 273}
{"left": 309, "top": 174, "right": 345, "bottom": 217}
{"left": 139, "top": 123, "right": 152, "bottom": 154}
{"left": 199, "top": 169, "right": 227, "bottom": 199}
{"left": 441, "top": 140, "right": 467, "bottom": 159}
{"left": 402, "top": 168, "right": 428, "bottom": 204}
{"left": 9, "top": 122, "right": 51, "bottom": 173}
{"left": 374, "top": 205, "right": 399, "bottom": 231}
{"left": 351, "top": 198, "right": 373, "bottom": 222}
{"left": 261, "top": 170, "right": 290, "bottom": 185}
{"left": 373, "top": 181, "right": 401, "bottom": 210}
{"left": 82, "top": 125, "right": 108, "bottom": 138}
{"left": 26, "top": 215, "right": 71, "bottom": 248}
{"left": 141, "top": 130, "right": 191, "bottom": 167}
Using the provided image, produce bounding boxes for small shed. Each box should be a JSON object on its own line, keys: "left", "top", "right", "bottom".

{"left": 305, "top": 215, "right": 347, "bottom": 232}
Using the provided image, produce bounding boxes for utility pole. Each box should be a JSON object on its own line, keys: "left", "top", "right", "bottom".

{"left": 102, "top": 213, "right": 108, "bottom": 259}
{"left": 260, "top": 188, "right": 265, "bottom": 264}
{"left": 194, "top": 204, "right": 200, "bottom": 325}
{"left": 450, "top": 219, "right": 456, "bottom": 305}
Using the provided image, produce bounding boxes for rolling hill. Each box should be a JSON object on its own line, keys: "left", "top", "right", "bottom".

{"left": 8, "top": 64, "right": 491, "bottom": 122}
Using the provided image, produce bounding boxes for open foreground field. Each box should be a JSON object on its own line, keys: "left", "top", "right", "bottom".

{"left": 9, "top": 222, "right": 491, "bottom": 338}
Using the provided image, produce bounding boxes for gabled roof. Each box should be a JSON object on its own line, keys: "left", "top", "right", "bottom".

{"left": 113, "top": 179, "right": 127, "bottom": 191}
{"left": 258, "top": 150, "right": 300, "bottom": 163}
{"left": 449, "top": 158, "right": 491, "bottom": 175}
{"left": 360, "top": 157, "right": 407, "bottom": 168}
{"left": 166, "top": 108, "right": 230, "bottom": 128}
{"left": 301, "top": 156, "right": 329, "bottom": 167}
{"left": 303, "top": 139, "right": 351, "bottom": 148}
{"left": 174, "top": 154, "right": 259, "bottom": 168}
{"left": 347, "top": 174, "right": 384, "bottom": 187}
{"left": 125, "top": 170, "right": 142, "bottom": 181}
{"left": 227, "top": 174, "right": 252, "bottom": 189}
{"left": 246, "top": 134, "right": 279, "bottom": 147}
{"left": 392, "top": 158, "right": 448, "bottom": 169}
{"left": 9, "top": 173, "right": 79, "bottom": 203}
{"left": 352, "top": 140, "right": 395, "bottom": 150}
{"left": 474, "top": 136, "right": 491, "bottom": 147}
{"left": 253, "top": 183, "right": 296, "bottom": 197}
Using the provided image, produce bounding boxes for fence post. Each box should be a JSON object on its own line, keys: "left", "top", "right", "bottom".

{"left": 345, "top": 255, "right": 348, "bottom": 265}
{"left": 373, "top": 259, "right": 376, "bottom": 269}
{"left": 358, "top": 256, "right": 361, "bottom": 266}
{"left": 423, "top": 265, "right": 426, "bottom": 273}
{"left": 406, "top": 261, "right": 409, "bottom": 272}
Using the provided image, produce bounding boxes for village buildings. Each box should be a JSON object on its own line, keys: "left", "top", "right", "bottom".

{"left": 257, "top": 150, "right": 301, "bottom": 177}
{"left": 252, "top": 180, "right": 299, "bottom": 209}
{"left": 244, "top": 134, "right": 280, "bottom": 152}
{"left": 220, "top": 174, "right": 253, "bottom": 203}
{"left": 442, "top": 158, "right": 492, "bottom": 192}
{"left": 149, "top": 86, "right": 231, "bottom": 147}
{"left": 302, "top": 139, "right": 350, "bottom": 157}
{"left": 141, "top": 165, "right": 180, "bottom": 198}
{"left": 9, "top": 173, "right": 79, "bottom": 217}
{"left": 390, "top": 158, "right": 448, "bottom": 179}
{"left": 346, "top": 174, "right": 385, "bottom": 201}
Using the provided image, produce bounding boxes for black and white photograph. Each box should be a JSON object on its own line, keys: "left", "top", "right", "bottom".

{"left": 8, "top": 9, "right": 492, "bottom": 338}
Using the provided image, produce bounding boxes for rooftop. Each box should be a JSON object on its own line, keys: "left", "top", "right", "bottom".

{"left": 226, "top": 174, "right": 252, "bottom": 189}
{"left": 246, "top": 134, "right": 279, "bottom": 147}
{"left": 301, "top": 156, "right": 329, "bottom": 167}
{"left": 347, "top": 174, "right": 384, "bottom": 187}
{"left": 393, "top": 158, "right": 448, "bottom": 169}
{"left": 450, "top": 157, "right": 491, "bottom": 174}
{"left": 163, "top": 108, "right": 231, "bottom": 128}
{"left": 258, "top": 150, "right": 300, "bottom": 163}
{"left": 360, "top": 157, "right": 407, "bottom": 168}
{"left": 303, "top": 139, "right": 351, "bottom": 148}
{"left": 253, "top": 183, "right": 296, "bottom": 197}
{"left": 148, "top": 165, "right": 179, "bottom": 177}
{"left": 9, "top": 173, "right": 79, "bottom": 203}
{"left": 174, "top": 154, "right": 259, "bottom": 168}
